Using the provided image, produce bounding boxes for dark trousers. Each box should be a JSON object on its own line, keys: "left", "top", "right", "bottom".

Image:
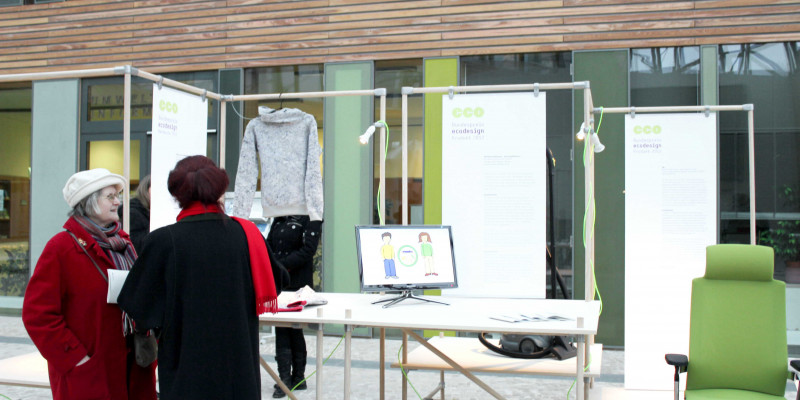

{"left": 275, "top": 327, "right": 307, "bottom": 384}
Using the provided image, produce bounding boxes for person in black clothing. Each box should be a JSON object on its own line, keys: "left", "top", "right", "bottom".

{"left": 118, "top": 174, "right": 150, "bottom": 254}
{"left": 118, "top": 156, "right": 288, "bottom": 400}
{"left": 267, "top": 215, "right": 322, "bottom": 398}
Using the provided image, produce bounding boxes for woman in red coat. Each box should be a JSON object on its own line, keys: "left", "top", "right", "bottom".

{"left": 22, "top": 168, "right": 157, "bottom": 400}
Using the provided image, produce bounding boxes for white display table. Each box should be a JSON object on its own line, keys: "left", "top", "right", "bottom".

{"left": 258, "top": 292, "right": 601, "bottom": 400}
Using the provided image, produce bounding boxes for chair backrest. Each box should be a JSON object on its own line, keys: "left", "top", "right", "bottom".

{"left": 686, "top": 244, "right": 787, "bottom": 395}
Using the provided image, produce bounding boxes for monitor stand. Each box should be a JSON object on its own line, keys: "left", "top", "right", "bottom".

{"left": 371, "top": 291, "right": 450, "bottom": 309}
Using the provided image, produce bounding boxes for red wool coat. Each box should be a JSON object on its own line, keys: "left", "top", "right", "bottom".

{"left": 22, "top": 217, "right": 156, "bottom": 400}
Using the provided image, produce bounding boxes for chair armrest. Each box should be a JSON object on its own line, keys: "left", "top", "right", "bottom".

{"left": 666, "top": 353, "right": 688, "bottom": 372}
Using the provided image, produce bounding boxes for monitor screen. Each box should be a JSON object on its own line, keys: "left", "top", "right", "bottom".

{"left": 355, "top": 225, "right": 458, "bottom": 292}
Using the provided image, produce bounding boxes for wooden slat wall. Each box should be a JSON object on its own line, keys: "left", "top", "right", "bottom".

{"left": 1, "top": 0, "right": 799, "bottom": 74}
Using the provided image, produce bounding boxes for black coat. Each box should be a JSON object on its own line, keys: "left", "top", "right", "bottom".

{"left": 118, "top": 213, "right": 284, "bottom": 400}
{"left": 117, "top": 197, "right": 150, "bottom": 254}
{"left": 266, "top": 216, "right": 321, "bottom": 290}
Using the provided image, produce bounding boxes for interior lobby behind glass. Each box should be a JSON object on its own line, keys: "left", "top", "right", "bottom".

{"left": 0, "top": 84, "right": 32, "bottom": 297}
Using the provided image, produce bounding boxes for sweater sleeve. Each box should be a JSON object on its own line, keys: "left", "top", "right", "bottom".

{"left": 232, "top": 119, "right": 260, "bottom": 218}
{"left": 304, "top": 115, "right": 324, "bottom": 221}
{"left": 22, "top": 236, "right": 89, "bottom": 374}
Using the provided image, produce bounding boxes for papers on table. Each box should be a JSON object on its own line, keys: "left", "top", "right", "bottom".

{"left": 489, "top": 313, "right": 573, "bottom": 323}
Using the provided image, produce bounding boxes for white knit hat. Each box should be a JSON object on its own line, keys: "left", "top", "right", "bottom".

{"left": 62, "top": 168, "right": 127, "bottom": 208}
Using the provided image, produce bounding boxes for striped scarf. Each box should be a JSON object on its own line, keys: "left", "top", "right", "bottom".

{"left": 73, "top": 215, "right": 138, "bottom": 334}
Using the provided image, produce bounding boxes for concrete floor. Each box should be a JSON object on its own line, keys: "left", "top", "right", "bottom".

{"left": 0, "top": 316, "right": 796, "bottom": 399}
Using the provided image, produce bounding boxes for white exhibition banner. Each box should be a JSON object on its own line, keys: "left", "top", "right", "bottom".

{"left": 624, "top": 113, "right": 717, "bottom": 390}
{"left": 442, "top": 92, "right": 546, "bottom": 298}
{"left": 150, "top": 84, "right": 208, "bottom": 231}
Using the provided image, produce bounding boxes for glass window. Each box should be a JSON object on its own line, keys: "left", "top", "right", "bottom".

{"left": 81, "top": 71, "right": 219, "bottom": 189}
{"left": 373, "top": 59, "right": 423, "bottom": 225}
{"left": 719, "top": 42, "right": 800, "bottom": 282}
{"left": 631, "top": 47, "right": 700, "bottom": 106}
{"left": 459, "top": 52, "right": 574, "bottom": 298}
{"left": 0, "top": 83, "right": 32, "bottom": 297}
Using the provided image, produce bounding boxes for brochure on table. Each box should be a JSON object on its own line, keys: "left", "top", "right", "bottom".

{"left": 149, "top": 85, "right": 209, "bottom": 231}
{"left": 441, "top": 92, "right": 546, "bottom": 298}
{"left": 624, "top": 113, "right": 717, "bottom": 390}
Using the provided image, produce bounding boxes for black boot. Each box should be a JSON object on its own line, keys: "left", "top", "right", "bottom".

{"left": 273, "top": 332, "right": 293, "bottom": 398}
{"left": 291, "top": 342, "right": 308, "bottom": 390}
{"left": 272, "top": 377, "right": 292, "bottom": 399}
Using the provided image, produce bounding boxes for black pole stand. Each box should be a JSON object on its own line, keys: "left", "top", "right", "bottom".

{"left": 371, "top": 291, "right": 450, "bottom": 308}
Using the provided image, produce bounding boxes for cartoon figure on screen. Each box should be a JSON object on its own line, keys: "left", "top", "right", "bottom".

{"left": 419, "top": 232, "right": 437, "bottom": 276}
{"left": 381, "top": 232, "right": 398, "bottom": 279}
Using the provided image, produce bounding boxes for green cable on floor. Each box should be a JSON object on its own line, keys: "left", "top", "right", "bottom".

{"left": 285, "top": 334, "right": 345, "bottom": 393}
{"left": 397, "top": 343, "right": 423, "bottom": 400}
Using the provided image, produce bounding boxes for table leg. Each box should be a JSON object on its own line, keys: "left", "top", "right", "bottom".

{"left": 260, "top": 356, "right": 298, "bottom": 400}
{"left": 380, "top": 328, "right": 385, "bottom": 400}
{"left": 576, "top": 335, "right": 585, "bottom": 400}
{"left": 344, "top": 324, "right": 352, "bottom": 400}
{"left": 402, "top": 331, "right": 408, "bottom": 400}
{"left": 316, "top": 325, "right": 323, "bottom": 400}
{"left": 402, "top": 329, "right": 506, "bottom": 400}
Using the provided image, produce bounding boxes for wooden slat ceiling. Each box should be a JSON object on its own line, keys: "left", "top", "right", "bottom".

{"left": 0, "top": 0, "right": 799, "bottom": 74}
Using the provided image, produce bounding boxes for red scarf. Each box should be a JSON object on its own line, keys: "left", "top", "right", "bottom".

{"left": 176, "top": 202, "right": 278, "bottom": 315}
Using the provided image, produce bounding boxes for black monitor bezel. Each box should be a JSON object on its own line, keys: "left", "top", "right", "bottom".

{"left": 355, "top": 224, "right": 459, "bottom": 293}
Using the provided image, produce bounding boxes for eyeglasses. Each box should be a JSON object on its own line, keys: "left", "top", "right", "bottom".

{"left": 104, "top": 193, "right": 123, "bottom": 202}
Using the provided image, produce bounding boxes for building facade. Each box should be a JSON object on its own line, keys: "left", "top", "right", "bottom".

{"left": 2, "top": 0, "right": 800, "bottom": 346}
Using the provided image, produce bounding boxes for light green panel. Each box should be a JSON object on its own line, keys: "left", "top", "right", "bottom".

{"left": 700, "top": 45, "right": 718, "bottom": 106}
{"left": 421, "top": 57, "right": 457, "bottom": 337}
{"left": 573, "top": 50, "right": 628, "bottom": 347}
{"left": 323, "top": 62, "right": 373, "bottom": 295}
{"left": 422, "top": 57, "right": 458, "bottom": 226}
{"left": 30, "top": 79, "right": 80, "bottom": 271}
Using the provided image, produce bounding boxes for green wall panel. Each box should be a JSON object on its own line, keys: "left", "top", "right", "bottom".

{"left": 573, "top": 50, "right": 628, "bottom": 346}
{"left": 421, "top": 57, "right": 457, "bottom": 336}
{"left": 219, "top": 68, "right": 243, "bottom": 191}
{"left": 700, "top": 45, "right": 718, "bottom": 107}
{"left": 30, "top": 80, "right": 80, "bottom": 271}
{"left": 323, "top": 62, "right": 373, "bottom": 295}
{"left": 422, "top": 57, "right": 458, "bottom": 226}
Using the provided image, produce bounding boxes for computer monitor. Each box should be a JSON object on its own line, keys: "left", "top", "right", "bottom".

{"left": 355, "top": 225, "right": 458, "bottom": 293}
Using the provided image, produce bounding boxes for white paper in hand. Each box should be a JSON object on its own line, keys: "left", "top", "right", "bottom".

{"left": 107, "top": 269, "right": 130, "bottom": 304}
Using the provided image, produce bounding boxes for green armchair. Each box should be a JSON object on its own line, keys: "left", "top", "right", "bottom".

{"left": 665, "top": 244, "right": 800, "bottom": 400}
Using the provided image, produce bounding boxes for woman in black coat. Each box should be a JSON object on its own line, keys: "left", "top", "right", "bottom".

{"left": 267, "top": 215, "right": 321, "bottom": 398}
{"left": 119, "top": 156, "right": 286, "bottom": 400}
{"left": 118, "top": 174, "right": 150, "bottom": 254}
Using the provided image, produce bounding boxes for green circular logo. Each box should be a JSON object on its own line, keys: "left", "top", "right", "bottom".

{"left": 397, "top": 245, "right": 418, "bottom": 267}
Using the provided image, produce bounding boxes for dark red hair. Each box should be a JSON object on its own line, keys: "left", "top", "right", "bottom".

{"left": 168, "top": 155, "right": 229, "bottom": 209}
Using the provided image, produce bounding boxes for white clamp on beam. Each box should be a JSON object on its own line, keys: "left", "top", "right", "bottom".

{"left": 704, "top": 105, "right": 710, "bottom": 117}
{"left": 113, "top": 65, "right": 139, "bottom": 76}
{"left": 448, "top": 86, "right": 455, "bottom": 100}
{"left": 401, "top": 86, "right": 414, "bottom": 96}
{"left": 201, "top": 89, "right": 207, "bottom": 102}
{"left": 743, "top": 103, "right": 754, "bottom": 111}
{"left": 630, "top": 106, "right": 636, "bottom": 119}
{"left": 157, "top": 76, "right": 164, "bottom": 90}
{"left": 573, "top": 81, "right": 590, "bottom": 89}
{"left": 374, "top": 88, "right": 387, "bottom": 96}
{"left": 221, "top": 94, "right": 235, "bottom": 102}
{"left": 533, "top": 83, "right": 540, "bottom": 97}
